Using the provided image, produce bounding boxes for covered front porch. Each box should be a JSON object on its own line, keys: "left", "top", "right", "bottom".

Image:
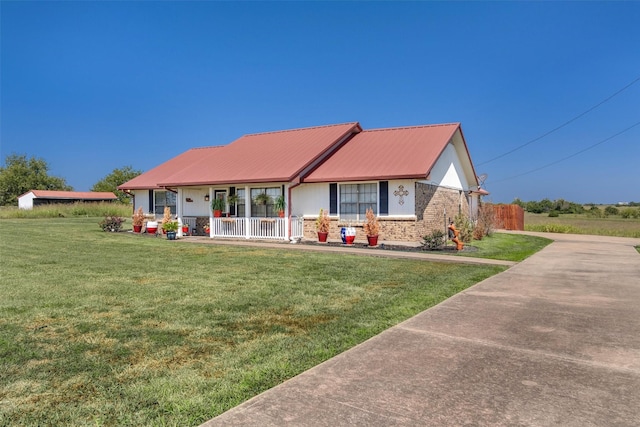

{"left": 181, "top": 216, "right": 304, "bottom": 241}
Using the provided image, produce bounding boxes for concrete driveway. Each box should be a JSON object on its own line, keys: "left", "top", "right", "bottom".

{"left": 201, "top": 232, "right": 640, "bottom": 426}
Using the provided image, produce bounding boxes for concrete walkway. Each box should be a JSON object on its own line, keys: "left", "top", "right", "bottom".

{"left": 201, "top": 233, "right": 640, "bottom": 426}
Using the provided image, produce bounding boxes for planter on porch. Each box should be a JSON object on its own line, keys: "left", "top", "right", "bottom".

{"left": 317, "top": 231, "right": 328, "bottom": 243}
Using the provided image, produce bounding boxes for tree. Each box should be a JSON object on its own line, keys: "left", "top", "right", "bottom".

{"left": 0, "top": 154, "right": 72, "bottom": 206}
{"left": 91, "top": 166, "right": 141, "bottom": 204}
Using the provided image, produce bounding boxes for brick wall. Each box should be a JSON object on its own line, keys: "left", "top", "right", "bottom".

{"left": 303, "top": 183, "right": 470, "bottom": 243}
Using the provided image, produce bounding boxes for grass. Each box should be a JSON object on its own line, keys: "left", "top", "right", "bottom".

{"left": 524, "top": 212, "right": 640, "bottom": 238}
{"left": 0, "top": 217, "right": 516, "bottom": 426}
{"left": 0, "top": 202, "right": 132, "bottom": 220}
{"left": 459, "top": 233, "right": 552, "bottom": 262}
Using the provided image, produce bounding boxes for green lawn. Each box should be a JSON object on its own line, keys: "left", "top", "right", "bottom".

{"left": 0, "top": 218, "right": 515, "bottom": 426}
{"left": 459, "top": 232, "right": 552, "bottom": 261}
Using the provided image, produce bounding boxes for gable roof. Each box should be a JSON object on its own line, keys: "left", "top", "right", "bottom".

{"left": 156, "top": 122, "right": 361, "bottom": 187}
{"left": 303, "top": 123, "right": 466, "bottom": 183}
{"left": 118, "top": 147, "right": 223, "bottom": 190}
{"left": 118, "top": 121, "right": 480, "bottom": 190}
{"left": 23, "top": 190, "right": 117, "bottom": 200}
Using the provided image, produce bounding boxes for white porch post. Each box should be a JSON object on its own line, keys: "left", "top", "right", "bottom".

{"left": 208, "top": 187, "right": 213, "bottom": 238}
{"left": 284, "top": 184, "right": 290, "bottom": 240}
{"left": 245, "top": 185, "right": 251, "bottom": 239}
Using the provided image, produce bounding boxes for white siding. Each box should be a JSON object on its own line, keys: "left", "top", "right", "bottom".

{"left": 293, "top": 183, "right": 329, "bottom": 217}
{"left": 18, "top": 192, "right": 35, "bottom": 209}
{"left": 427, "top": 143, "right": 471, "bottom": 190}
{"left": 387, "top": 180, "right": 416, "bottom": 216}
{"left": 180, "top": 187, "right": 211, "bottom": 217}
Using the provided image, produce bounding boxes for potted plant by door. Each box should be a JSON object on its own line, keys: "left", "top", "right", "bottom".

{"left": 132, "top": 207, "right": 144, "bottom": 233}
{"left": 316, "top": 208, "right": 330, "bottom": 243}
{"left": 162, "top": 220, "right": 179, "bottom": 240}
{"left": 182, "top": 223, "right": 190, "bottom": 234}
{"left": 211, "top": 197, "right": 225, "bottom": 218}
{"left": 274, "top": 195, "right": 286, "bottom": 218}
{"left": 363, "top": 207, "right": 380, "bottom": 247}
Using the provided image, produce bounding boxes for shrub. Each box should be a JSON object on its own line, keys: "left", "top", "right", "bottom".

{"left": 162, "top": 206, "right": 172, "bottom": 225}
{"left": 604, "top": 206, "right": 619, "bottom": 216}
{"left": 421, "top": 229, "right": 445, "bottom": 250}
{"left": 548, "top": 210, "right": 560, "bottom": 217}
{"left": 474, "top": 204, "right": 496, "bottom": 240}
{"left": 454, "top": 213, "right": 474, "bottom": 243}
{"left": 99, "top": 216, "right": 125, "bottom": 232}
{"left": 587, "top": 206, "right": 603, "bottom": 218}
{"left": 620, "top": 208, "right": 640, "bottom": 219}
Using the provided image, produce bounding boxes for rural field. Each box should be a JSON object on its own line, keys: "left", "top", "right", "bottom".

{"left": 524, "top": 211, "right": 640, "bottom": 238}
{"left": 0, "top": 215, "right": 549, "bottom": 426}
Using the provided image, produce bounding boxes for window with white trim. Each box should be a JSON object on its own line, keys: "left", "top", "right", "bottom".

{"left": 339, "top": 183, "right": 377, "bottom": 221}
{"left": 250, "top": 187, "right": 281, "bottom": 218}
{"left": 154, "top": 191, "right": 176, "bottom": 215}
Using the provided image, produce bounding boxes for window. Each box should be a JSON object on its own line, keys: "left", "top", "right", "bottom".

{"left": 154, "top": 191, "right": 176, "bottom": 215}
{"left": 251, "top": 187, "right": 281, "bottom": 217}
{"left": 340, "top": 183, "right": 377, "bottom": 221}
{"left": 236, "top": 189, "right": 246, "bottom": 217}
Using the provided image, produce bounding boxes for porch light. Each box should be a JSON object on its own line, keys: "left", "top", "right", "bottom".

{"left": 204, "top": 194, "right": 210, "bottom": 202}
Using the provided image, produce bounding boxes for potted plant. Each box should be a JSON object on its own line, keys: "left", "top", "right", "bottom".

{"left": 162, "top": 220, "right": 179, "bottom": 240}
{"left": 254, "top": 192, "right": 271, "bottom": 206}
{"left": 227, "top": 193, "right": 239, "bottom": 207}
{"left": 274, "top": 195, "right": 286, "bottom": 218}
{"left": 161, "top": 206, "right": 172, "bottom": 234}
{"left": 132, "top": 207, "right": 144, "bottom": 233}
{"left": 315, "top": 208, "right": 330, "bottom": 243}
{"left": 211, "top": 197, "right": 225, "bottom": 217}
{"left": 363, "top": 207, "right": 380, "bottom": 247}
{"left": 181, "top": 223, "right": 190, "bottom": 234}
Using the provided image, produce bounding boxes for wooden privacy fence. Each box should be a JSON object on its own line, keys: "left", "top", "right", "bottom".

{"left": 492, "top": 204, "right": 524, "bottom": 230}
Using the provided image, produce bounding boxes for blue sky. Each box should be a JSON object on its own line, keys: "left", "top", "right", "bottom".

{"left": 2, "top": 1, "right": 638, "bottom": 204}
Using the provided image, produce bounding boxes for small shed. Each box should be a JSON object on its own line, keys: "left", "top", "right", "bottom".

{"left": 18, "top": 190, "right": 118, "bottom": 209}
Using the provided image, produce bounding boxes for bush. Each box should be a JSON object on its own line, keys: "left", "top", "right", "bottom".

{"left": 548, "top": 210, "right": 560, "bottom": 217}
{"left": 99, "top": 216, "right": 125, "bottom": 232}
{"left": 604, "top": 206, "right": 619, "bottom": 216}
{"left": 620, "top": 208, "right": 640, "bottom": 219}
{"left": 473, "top": 204, "right": 496, "bottom": 240}
{"left": 421, "top": 229, "right": 445, "bottom": 250}
{"left": 454, "top": 213, "right": 474, "bottom": 243}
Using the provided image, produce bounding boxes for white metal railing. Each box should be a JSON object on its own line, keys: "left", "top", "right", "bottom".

{"left": 249, "top": 218, "right": 286, "bottom": 240}
{"left": 211, "top": 217, "right": 246, "bottom": 238}
{"left": 209, "top": 216, "right": 303, "bottom": 241}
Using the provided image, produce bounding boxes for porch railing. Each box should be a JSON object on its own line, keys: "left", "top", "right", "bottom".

{"left": 209, "top": 216, "right": 304, "bottom": 241}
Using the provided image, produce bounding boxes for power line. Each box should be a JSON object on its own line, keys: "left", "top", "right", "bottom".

{"left": 489, "top": 120, "right": 640, "bottom": 184}
{"left": 477, "top": 75, "right": 640, "bottom": 166}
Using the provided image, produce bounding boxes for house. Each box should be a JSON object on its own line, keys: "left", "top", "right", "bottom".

{"left": 118, "top": 122, "right": 487, "bottom": 242}
{"left": 18, "top": 190, "right": 118, "bottom": 210}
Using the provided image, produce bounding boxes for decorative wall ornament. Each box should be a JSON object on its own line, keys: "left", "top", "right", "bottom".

{"left": 394, "top": 185, "right": 409, "bottom": 205}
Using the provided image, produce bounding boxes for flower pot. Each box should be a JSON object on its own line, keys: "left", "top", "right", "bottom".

{"left": 367, "top": 235, "right": 379, "bottom": 247}
{"left": 345, "top": 227, "right": 356, "bottom": 245}
{"left": 166, "top": 231, "right": 177, "bottom": 240}
{"left": 213, "top": 210, "right": 222, "bottom": 218}
{"left": 133, "top": 225, "right": 142, "bottom": 233}
{"left": 182, "top": 226, "right": 189, "bottom": 234}
{"left": 340, "top": 227, "right": 346, "bottom": 244}
{"left": 317, "top": 231, "right": 328, "bottom": 243}
{"left": 146, "top": 221, "right": 158, "bottom": 234}
{"left": 278, "top": 210, "right": 285, "bottom": 218}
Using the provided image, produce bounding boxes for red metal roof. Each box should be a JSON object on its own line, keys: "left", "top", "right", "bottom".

{"left": 118, "top": 147, "right": 223, "bottom": 190}
{"left": 27, "top": 190, "right": 117, "bottom": 200}
{"left": 157, "top": 123, "right": 361, "bottom": 187}
{"left": 303, "top": 123, "right": 461, "bottom": 183}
